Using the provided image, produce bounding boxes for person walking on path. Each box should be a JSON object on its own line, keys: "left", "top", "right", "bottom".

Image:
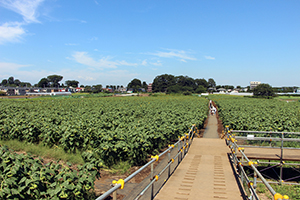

{"left": 211, "top": 106, "right": 216, "bottom": 115}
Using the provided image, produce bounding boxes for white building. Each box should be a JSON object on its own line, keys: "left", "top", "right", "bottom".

{"left": 250, "top": 81, "right": 261, "bottom": 90}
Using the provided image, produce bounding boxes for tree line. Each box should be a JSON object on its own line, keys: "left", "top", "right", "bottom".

{"left": 1, "top": 74, "right": 298, "bottom": 95}
{"left": 0, "top": 75, "right": 79, "bottom": 88}
{"left": 151, "top": 74, "right": 216, "bottom": 94}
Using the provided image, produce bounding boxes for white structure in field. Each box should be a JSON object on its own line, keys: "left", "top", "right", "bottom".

{"left": 250, "top": 81, "right": 261, "bottom": 90}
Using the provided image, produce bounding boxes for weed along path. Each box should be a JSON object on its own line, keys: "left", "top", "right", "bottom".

{"left": 154, "top": 114, "right": 245, "bottom": 200}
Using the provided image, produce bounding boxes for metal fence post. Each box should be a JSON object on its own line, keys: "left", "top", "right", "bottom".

{"left": 178, "top": 140, "right": 181, "bottom": 163}
{"left": 280, "top": 132, "right": 284, "bottom": 183}
{"left": 184, "top": 135, "right": 187, "bottom": 155}
{"left": 151, "top": 162, "right": 154, "bottom": 200}
{"left": 168, "top": 149, "right": 171, "bottom": 178}
{"left": 253, "top": 167, "right": 257, "bottom": 200}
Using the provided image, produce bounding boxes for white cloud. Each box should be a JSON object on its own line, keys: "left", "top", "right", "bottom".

{"left": 70, "top": 51, "right": 138, "bottom": 69}
{"left": 0, "top": 0, "right": 44, "bottom": 23}
{"left": 0, "top": 62, "right": 29, "bottom": 73}
{"left": 60, "top": 69, "right": 139, "bottom": 86}
{"left": 150, "top": 60, "right": 162, "bottom": 66}
{"left": 0, "top": 22, "right": 25, "bottom": 44}
{"left": 142, "top": 59, "right": 147, "bottom": 66}
{"left": 0, "top": 62, "right": 47, "bottom": 82}
{"left": 147, "top": 49, "right": 196, "bottom": 61}
{"left": 0, "top": 62, "right": 138, "bottom": 86}
{"left": 0, "top": 0, "right": 45, "bottom": 44}
{"left": 205, "top": 56, "right": 215, "bottom": 60}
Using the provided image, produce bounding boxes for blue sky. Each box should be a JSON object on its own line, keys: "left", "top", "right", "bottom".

{"left": 0, "top": 0, "right": 299, "bottom": 87}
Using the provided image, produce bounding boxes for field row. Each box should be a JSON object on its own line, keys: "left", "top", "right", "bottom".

{"left": 0, "top": 96, "right": 208, "bottom": 166}
{"left": 212, "top": 96, "right": 300, "bottom": 133}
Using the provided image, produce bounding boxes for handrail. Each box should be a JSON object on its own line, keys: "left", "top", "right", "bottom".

{"left": 231, "top": 130, "right": 300, "bottom": 135}
{"left": 225, "top": 126, "right": 290, "bottom": 200}
{"left": 95, "top": 124, "right": 197, "bottom": 200}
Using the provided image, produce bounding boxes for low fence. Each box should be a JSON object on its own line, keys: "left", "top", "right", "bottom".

{"left": 230, "top": 129, "right": 300, "bottom": 184}
{"left": 95, "top": 124, "right": 197, "bottom": 200}
{"left": 225, "top": 127, "right": 293, "bottom": 200}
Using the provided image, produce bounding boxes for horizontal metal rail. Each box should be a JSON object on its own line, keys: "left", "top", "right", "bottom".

{"left": 95, "top": 124, "right": 197, "bottom": 200}
{"left": 240, "top": 160, "right": 300, "bottom": 166}
{"left": 235, "top": 136, "right": 300, "bottom": 142}
{"left": 225, "top": 127, "right": 290, "bottom": 200}
{"left": 231, "top": 130, "right": 300, "bottom": 135}
{"left": 238, "top": 145, "right": 300, "bottom": 150}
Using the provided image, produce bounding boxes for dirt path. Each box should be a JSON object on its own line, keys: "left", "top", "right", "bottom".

{"left": 203, "top": 113, "right": 219, "bottom": 138}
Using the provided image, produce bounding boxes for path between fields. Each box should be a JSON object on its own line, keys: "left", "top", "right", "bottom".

{"left": 203, "top": 113, "right": 219, "bottom": 138}
{"left": 95, "top": 106, "right": 229, "bottom": 199}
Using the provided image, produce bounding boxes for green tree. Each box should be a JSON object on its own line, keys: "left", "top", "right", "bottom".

{"left": 127, "top": 78, "right": 142, "bottom": 92}
{"left": 253, "top": 83, "right": 275, "bottom": 97}
{"left": 65, "top": 80, "right": 79, "bottom": 87}
{"left": 38, "top": 78, "right": 49, "bottom": 88}
{"left": 166, "top": 85, "right": 180, "bottom": 94}
{"left": 92, "top": 84, "right": 102, "bottom": 93}
{"left": 195, "top": 85, "right": 207, "bottom": 93}
{"left": 208, "top": 78, "right": 216, "bottom": 88}
{"left": 8, "top": 76, "right": 14, "bottom": 85}
{"left": 142, "top": 81, "right": 148, "bottom": 90}
{"left": 20, "top": 82, "right": 31, "bottom": 87}
{"left": 152, "top": 74, "right": 176, "bottom": 92}
{"left": 195, "top": 78, "right": 208, "bottom": 88}
{"left": 175, "top": 76, "right": 196, "bottom": 91}
{"left": 1, "top": 79, "right": 8, "bottom": 86}
{"left": 47, "top": 75, "right": 63, "bottom": 87}
{"left": 85, "top": 85, "right": 92, "bottom": 92}
{"left": 14, "top": 79, "right": 21, "bottom": 86}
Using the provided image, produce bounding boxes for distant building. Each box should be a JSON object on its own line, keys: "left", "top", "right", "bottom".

{"left": 127, "top": 88, "right": 134, "bottom": 93}
{"left": 217, "top": 88, "right": 226, "bottom": 93}
{"left": 15, "top": 88, "right": 26, "bottom": 95}
{"left": 250, "top": 81, "right": 261, "bottom": 90}
{"left": 147, "top": 83, "right": 153, "bottom": 93}
{"left": 138, "top": 88, "right": 146, "bottom": 92}
{"left": 0, "top": 86, "right": 15, "bottom": 95}
{"left": 102, "top": 88, "right": 113, "bottom": 93}
{"left": 115, "top": 87, "right": 127, "bottom": 93}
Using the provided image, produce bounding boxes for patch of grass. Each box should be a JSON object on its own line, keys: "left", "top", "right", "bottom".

{"left": 254, "top": 182, "right": 300, "bottom": 200}
{"left": 272, "top": 184, "right": 300, "bottom": 200}
{"left": 0, "top": 140, "right": 84, "bottom": 165}
{"left": 256, "top": 183, "right": 267, "bottom": 193}
{"left": 104, "top": 161, "right": 132, "bottom": 175}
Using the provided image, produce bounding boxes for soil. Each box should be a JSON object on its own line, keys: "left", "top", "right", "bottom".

{"left": 94, "top": 149, "right": 167, "bottom": 199}
{"left": 199, "top": 101, "right": 224, "bottom": 138}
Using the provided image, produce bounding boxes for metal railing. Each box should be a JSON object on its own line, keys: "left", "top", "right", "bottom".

{"left": 225, "top": 127, "right": 290, "bottom": 200}
{"left": 229, "top": 129, "right": 300, "bottom": 184}
{"left": 95, "top": 124, "right": 197, "bottom": 200}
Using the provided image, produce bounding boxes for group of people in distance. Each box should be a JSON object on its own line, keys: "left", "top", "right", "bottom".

{"left": 209, "top": 100, "right": 217, "bottom": 115}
